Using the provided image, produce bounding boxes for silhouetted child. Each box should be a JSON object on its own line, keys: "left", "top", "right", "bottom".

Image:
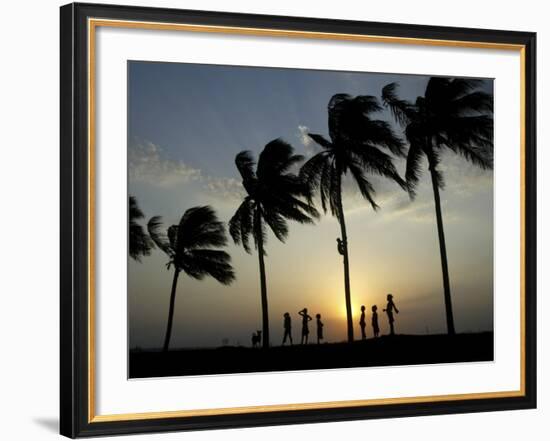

{"left": 383, "top": 294, "right": 399, "bottom": 335}
{"left": 298, "top": 308, "right": 312, "bottom": 344}
{"left": 359, "top": 305, "right": 367, "bottom": 340}
{"left": 316, "top": 314, "right": 324, "bottom": 344}
{"left": 282, "top": 312, "right": 293, "bottom": 345}
{"left": 371, "top": 305, "right": 380, "bottom": 338}
{"left": 336, "top": 238, "right": 345, "bottom": 256}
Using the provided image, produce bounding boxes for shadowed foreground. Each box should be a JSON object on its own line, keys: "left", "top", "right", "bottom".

{"left": 129, "top": 332, "right": 493, "bottom": 378}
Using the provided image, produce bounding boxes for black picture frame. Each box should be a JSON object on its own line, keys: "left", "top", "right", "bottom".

{"left": 60, "top": 2, "right": 536, "bottom": 438}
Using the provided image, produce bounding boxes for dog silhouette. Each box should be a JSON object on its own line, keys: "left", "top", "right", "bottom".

{"left": 251, "top": 330, "right": 262, "bottom": 347}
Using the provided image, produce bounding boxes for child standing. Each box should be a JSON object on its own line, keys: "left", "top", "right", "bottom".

{"left": 371, "top": 305, "right": 380, "bottom": 338}
{"left": 383, "top": 294, "right": 399, "bottom": 335}
{"left": 316, "top": 313, "right": 324, "bottom": 344}
{"left": 359, "top": 305, "right": 367, "bottom": 340}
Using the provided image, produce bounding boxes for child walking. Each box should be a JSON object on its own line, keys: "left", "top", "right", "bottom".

{"left": 282, "top": 312, "right": 293, "bottom": 345}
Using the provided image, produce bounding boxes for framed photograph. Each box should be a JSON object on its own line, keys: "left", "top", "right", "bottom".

{"left": 60, "top": 2, "right": 536, "bottom": 438}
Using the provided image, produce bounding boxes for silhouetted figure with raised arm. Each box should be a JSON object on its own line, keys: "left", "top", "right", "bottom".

{"left": 383, "top": 294, "right": 399, "bottom": 335}
{"left": 316, "top": 314, "right": 324, "bottom": 344}
{"left": 371, "top": 305, "right": 380, "bottom": 338}
{"left": 282, "top": 312, "right": 293, "bottom": 345}
{"left": 359, "top": 305, "right": 367, "bottom": 340}
{"left": 299, "top": 308, "right": 312, "bottom": 344}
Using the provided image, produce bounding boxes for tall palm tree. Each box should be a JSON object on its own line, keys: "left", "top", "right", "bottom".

{"left": 229, "top": 139, "right": 319, "bottom": 348}
{"left": 382, "top": 78, "right": 493, "bottom": 335}
{"left": 129, "top": 196, "right": 153, "bottom": 262}
{"left": 148, "top": 206, "right": 235, "bottom": 352}
{"left": 300, "top": 94, "right": 406, "bottom": 342}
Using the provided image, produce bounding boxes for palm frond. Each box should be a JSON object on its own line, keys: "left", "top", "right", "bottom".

{"left": 129, "top": 196, "right": 145, "bottom": 221}
{"left": 381, "top": 82, "right": 415, "bottom": 126}
{"left": 299, "top": 151, "right": 329, "bottom": 194}
{"left": 167, "top": 225, "right": 178, "bottom": 250}
{"left": 257, "top": 138, "right": 303, "bottom": 178}
{"left": 235, "top": 150, "right": 256, "bottom": 182}
{"left": 228, "top": 197, "right": 255, "bottom": 253}
{"left": 253, "top": 206, "right": 267, "bottom": 255}
{"left": 181, "top": 249, "right": 235, "bottom": 285}
{"left": 177, "top": 206, "right": 227, "bottom": 251}
{"left": 351, "top": 145, "right": 407, "bottom": 191}
{"left": 307, "top": 133, "right": 333, "bottom": 150}
{"left": 450, "top": 91, "right": 493, "bottom": 115}
{"left": 147, "top": 216, "right": 173, "bottom": 257}
{"left": 328, "top": 163, "right": 342, "bottom": 218}
{"left": 261, "top": 207, "right": 289, "bottom": 243}
{"left": 347, "top": 160, "right": 379, "bottom": 210}
{"left": 404, "top": 143, "right": 425, "bottom": 198}
{"left": 129, "top": 196, "right": 153, "bottom": 262}
{"left": 361, "top": 119, "right": 406, "bottom": 157}
{"left": 328, "top": 94, "right": 383, "bottom": 143}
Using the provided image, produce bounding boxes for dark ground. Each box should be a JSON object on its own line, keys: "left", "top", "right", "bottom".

{"left": 129, "top": 332, "right": 493, "bottom": 378}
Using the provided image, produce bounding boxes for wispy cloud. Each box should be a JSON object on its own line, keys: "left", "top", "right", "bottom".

{"left": 296, "top": 125, "right": 322, "bottom": 157}
{"left": 202, "top": 176, "right": 245, "bottom": 203}
{"left": 129, "top": 139, "right": 245, "bottom": 203}
{"left": 129, "top": 140, "right": 202, "bottom": 187}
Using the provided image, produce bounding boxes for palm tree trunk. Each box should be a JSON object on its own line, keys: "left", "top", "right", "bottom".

{"left": 255, "top": 214, "right": 270, "bottom": 348}
{"left": 428, "top": 162, "right": 456, "bottom": 335}
{"left": 336, "top": 185, "right": 354, "bottom": 343}
{"left": 162, "top": 268, "right": 180, "bottom": 352}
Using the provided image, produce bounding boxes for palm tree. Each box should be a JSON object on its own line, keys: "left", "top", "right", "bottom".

{"left": 148, "top": 206, "right": 235, "bottom": 352}
{"left": 129, "top": 196, "right": 153, "bottom": 262}
{"left": 229, "top": 139, "right": 319, "bottom": 348}
{"left": 300, "top": 94, "right": 406, "bottom": 342}
{"left": 382, "top": 78, "right": 493, "bottom": 335}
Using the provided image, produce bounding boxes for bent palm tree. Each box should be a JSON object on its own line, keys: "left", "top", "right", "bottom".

{"left": 148, "top": 206, "right": 235, "bottom": 352}
{"left": 300, "top": 94, "right": 406, "bottom": 342}
{"left": 382, "top": 78, "right": 493, "bottom": 335}
{"left": 229, "top": 139, "right": 319, "bottom": 348}
{"left": 129, "top": 196, "right": 153, "bottom": 262}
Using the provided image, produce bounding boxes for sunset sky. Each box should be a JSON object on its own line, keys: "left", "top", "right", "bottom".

{"left": 128, "top": 61, "right": 494, "bottom": 350}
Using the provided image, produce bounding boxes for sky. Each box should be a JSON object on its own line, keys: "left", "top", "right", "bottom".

{"left": 128, "top": 61, "right": 494, "bottom": 350}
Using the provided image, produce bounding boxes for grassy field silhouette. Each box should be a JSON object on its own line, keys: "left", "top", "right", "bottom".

{"left": 129, "top": 331, "right": 493, "bottom": 378}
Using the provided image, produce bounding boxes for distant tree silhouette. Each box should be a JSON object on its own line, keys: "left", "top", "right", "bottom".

{"left": 129, "top": 196, "right": 153, "bottom": 262}
{"left": 382, "top": 78, "right": 493, "bottom": 335}
{"left": 229, "top": 139, "right": 319, "bottom": 348}
{"left": 148, "top": 206, "right": 235, "bottom": 352}
{"left": 300, "top": 94, "right": 406, "bottom": 342}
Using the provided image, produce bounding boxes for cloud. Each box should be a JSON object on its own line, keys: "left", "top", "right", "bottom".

{"left": 129, "top": 139, "right": 245, "bottom": 203}
{"left": 129, "top": 140, "right": 202, "bottom": 187}
{"left": 296, "top": 125, "right": 321, "bottom": 157}
{"left": 202, "top": 176, "right": 245, "bottom": 203}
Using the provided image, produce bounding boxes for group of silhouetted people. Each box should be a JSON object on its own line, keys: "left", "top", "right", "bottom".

{"left": 268, "top": 294, "right": 399, "bottom": 348}
{"left": 360, "top": 293, "right": 399, "bottom": 339}
{"left": 282, "top": 308, "right": 325, "bottom": 345}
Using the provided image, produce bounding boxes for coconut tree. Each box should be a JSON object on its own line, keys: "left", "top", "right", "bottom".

{"left": 229, "top": 139, "right": 319, "bottom": 348}
{"left": 148, "top": 206, "right": 235, "bottom": 352}
{"left": 300, "top": 94, "right": 406, "bottom": 342}
{"left": 382, "top": 78, "right": 493, "bottom": 335}
{"left": 129, "top": 196, "right": 153, "bottom": 262}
